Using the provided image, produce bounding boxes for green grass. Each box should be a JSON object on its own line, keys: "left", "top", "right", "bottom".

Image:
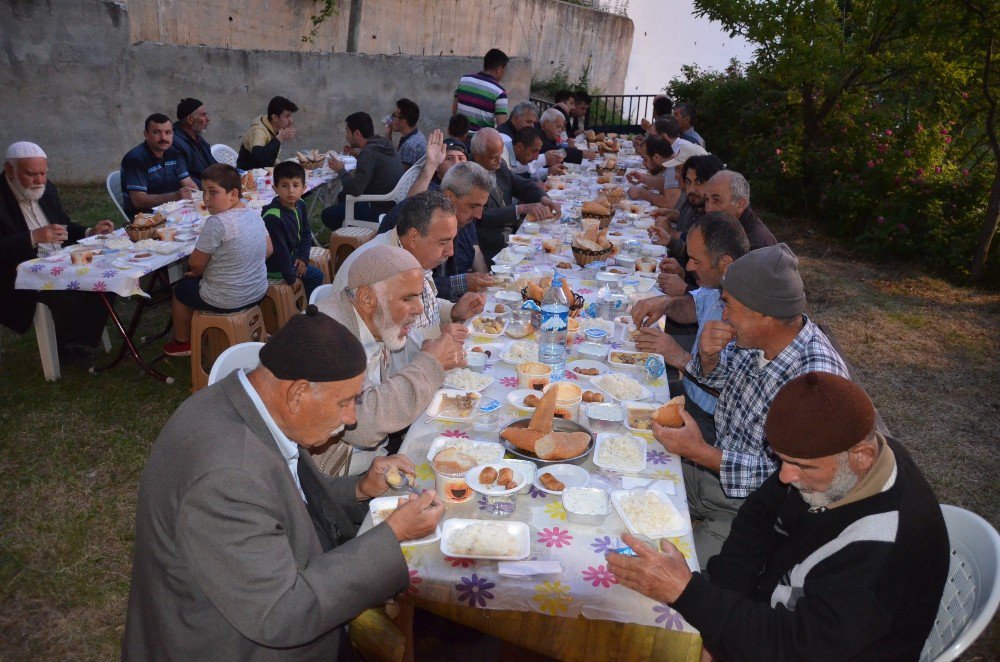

{"left": 0, "top": 189, "right": 997, "bottom": 659}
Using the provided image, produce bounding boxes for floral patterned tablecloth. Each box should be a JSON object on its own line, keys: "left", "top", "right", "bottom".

{"left": 390, "top": 265, "right": 700, "bottom": 636}
{"left": 14, "top": 168, "right": 336, "bottom": 298}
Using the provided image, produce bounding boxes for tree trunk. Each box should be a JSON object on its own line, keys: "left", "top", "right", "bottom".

{"left": 970, "top": 164, "right": 1000, "bottom": 283}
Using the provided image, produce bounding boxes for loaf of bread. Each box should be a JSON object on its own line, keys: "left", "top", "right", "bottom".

{"left": 653, "top": 395, "right": 686, "bottom": 428}
{"left": 534, "top": 431, "right": 591, "bottom": 460}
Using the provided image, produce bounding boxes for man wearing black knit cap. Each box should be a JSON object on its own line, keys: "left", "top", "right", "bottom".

{"left": 123, "top": 305, "right": 443, "bottom": 660}
{"left": 172, "top": 98, "right": 217, "bottom": 187}
{"left": 609, "top": 372, "right": 949, "bottom": 661}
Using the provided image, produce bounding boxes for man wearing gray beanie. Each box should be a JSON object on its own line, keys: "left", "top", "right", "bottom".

{"left": 124, "top": 305, "right": 443, "bottom": 659}
{"left": 651, "top": 243, "right": 850, "bottom": 569}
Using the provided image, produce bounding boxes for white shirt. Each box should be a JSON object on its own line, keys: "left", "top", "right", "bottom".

{"left": 7, "top": 174, "right": 60, "bottom": 255}
{"left": 236, "top": 368, "right": 306, "bottom": 501}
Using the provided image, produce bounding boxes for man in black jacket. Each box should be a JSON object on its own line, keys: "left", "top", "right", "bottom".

{"left": 322, "top": 112, "right": 405, "bottom": 232}
{"left": 469, "top": 129, "right": 560, "bottom": 264}
{"left": 608, "top": 372, "right": 949, "bottom": 662}
{"left": 1, "top": 142, "right": 115, "bottom": 348}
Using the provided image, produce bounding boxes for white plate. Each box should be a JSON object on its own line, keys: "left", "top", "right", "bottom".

{"left": 368, "top": 497, "right": 441, "bottom": 547}
{"left": 493, "top": 249, "right": 525, "bottom": 266}
{"left": 593, "top": 432, "right": 648, "bottom": 474}
{"left": 466, "top": 461, "right": 535, "bottom": 496}
{"left": 464, "top": 341, "right": 504, "bottom": 361}
{"left": 440, "top": 519, "right": 531, "bottom": 560}
{"left": 532, "top": 464, "right": 591, "bottom": 495}
{"left": 610, "top": 489, "right": 691, "bottom": 538}
{"left": 426, "top": 389, "right": 482, "bottom": 422}
{"left": 589, "top": 374, "right": 653, "bottom": 403}
{"left": 467, "top": 314, "right": 510, "bottom": 339}
{"left": 500, "top": 339, "right": 539, "bottom": 365}
{"left": 111, "top": 257, "right": 153, "bottom": 269}
{"left": 426, "top": 437, "right": 505, "bottom": 465}
{"left": 443, "top": 369, "right": 495, "bottom": 392}
{"left": 565, "top": 359, "right": 608, "bottom": 377}
{"left": 507, "top": 388, "right": 541, "bottom": 412}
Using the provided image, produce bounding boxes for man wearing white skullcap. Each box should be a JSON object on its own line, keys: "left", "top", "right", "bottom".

{"left": 313, "top": 245, "right": 468, "bottom": 476}
{"left": 1, "top": 141, "right": 116, "bottom": 349}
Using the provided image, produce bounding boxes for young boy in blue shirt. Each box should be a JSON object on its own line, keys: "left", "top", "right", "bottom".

{"left": 261, "top": 161, "right": 323, "bottom": 297}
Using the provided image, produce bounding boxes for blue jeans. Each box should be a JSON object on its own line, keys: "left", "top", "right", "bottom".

{"left": 321, "top": 202, "right": 379, "bottom": 231}
{"left": 300, "top": 265, "right": 324, "bottom": 298}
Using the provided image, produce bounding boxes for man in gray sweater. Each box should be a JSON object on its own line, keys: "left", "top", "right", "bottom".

{"left": 314, "top": 245, "right": 467, "bottom": 476}
{"left": 323, "top": 111, "right": 405, "bottom": 231}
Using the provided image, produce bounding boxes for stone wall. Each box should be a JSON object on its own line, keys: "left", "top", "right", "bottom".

{"left": 126, "top": 0, "right": 634, "bottom": 94}
{"left": 0, "top": 0, "right": 531, "bottom": 184}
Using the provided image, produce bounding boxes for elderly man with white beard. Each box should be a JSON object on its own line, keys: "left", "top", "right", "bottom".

{"left": 1, "top": 141, "right": 115, "bottom": 353}
{"left": 314, "top": 245, "right": 467, "bottom": 476}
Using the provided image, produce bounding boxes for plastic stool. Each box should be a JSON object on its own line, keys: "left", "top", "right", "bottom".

{"left": 190, "top": 305, "right": 265, "bottom": 392}
{"left": 260, "top": 280, "right": 307, "bottom": 335}
{"left": 330, "top": 226, "right": 374, "bottom": 274}
{"left": 309, "top": 246, "right": 333, "bottom": 284}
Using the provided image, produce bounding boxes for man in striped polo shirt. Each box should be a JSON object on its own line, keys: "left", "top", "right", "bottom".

{"left": 452, "top": 49, "right": 510, "bottom": 134}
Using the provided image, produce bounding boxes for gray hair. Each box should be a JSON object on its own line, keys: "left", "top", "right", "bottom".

{"left": 711, "top": 170, "right": 751, "bottom": 204}
{"left": 675, "top": 102, "right": 696, "bottom": 123}
{"left": 470, "top": 127, "right": 502, "bottom": 155}
{"left": 509, "top": 101, "right": 539, "bottom": 120}
{"left": 539, "top": 108, "right": 564, "bottom": 126}
{"left": 441, "top": 161, "right": 493, "bottom": 197}
{"left": 397, "top": 189, "right": 455, "bottom": 236}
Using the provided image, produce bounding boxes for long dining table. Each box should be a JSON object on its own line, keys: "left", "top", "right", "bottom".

{"left": 15, "top": 161, "right": 339, "bottom": 381}
{"left": 370, "top": 150, "right": 705, "bottom": 660}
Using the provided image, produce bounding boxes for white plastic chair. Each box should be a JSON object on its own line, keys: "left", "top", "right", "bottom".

{"left": 308, "top": 283, "right": 335, "bottom": 306}
{"left": 211, "top": 143, "right": 239, "bottom": 167}
{"left": 207, "top": 341, "right": 264, "bottom": 386}
{"left": 343, "top": 156, "right": 426, "bottom": 230}
{"left": 920, "top": 504, "right": 1000, "bottom": 661}
{"left": 106, "top": 171, "right": 129, "bottom": 224}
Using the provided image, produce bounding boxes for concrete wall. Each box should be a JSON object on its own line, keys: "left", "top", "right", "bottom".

{"left": 126, "top": 0, "right": 634, "bottom": 94}
{"left": 0, "top": 0, "right": 531, "bottom": 184}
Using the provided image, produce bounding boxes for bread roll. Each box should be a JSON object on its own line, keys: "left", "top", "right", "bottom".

{"left": 534, "top": 431, "right": 591, "bottom": 460}
{"left": 581, "top": 200, "right": 611, "bottom": 217}
{"left": 479, "top": 466, "right": 498, "bottom": 486}
{"left": 653, "top": 395, "right": 686, "bottom": 428}
{"left": 497, "top": 467, "right": 514, "bottom": 487}
{"left": 539, "top": 472, "right": 565, "bottom": 492}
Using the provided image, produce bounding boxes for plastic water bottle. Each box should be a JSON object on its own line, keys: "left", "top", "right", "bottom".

{"left": 539, "top": 274, "right": 570, "bottom": 379}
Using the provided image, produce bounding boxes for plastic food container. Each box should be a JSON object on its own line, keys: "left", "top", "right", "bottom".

{"left": 542, "top": 381, "right": 583, "bottom": 423}
{"left": 517, "top": 361, "right": 552, "bottom": 391}
{"left": 635, "top": 257, "right": 658, "bottom": 274}
{"left": 562, "top": 487, "right": 611, "bottom": 526}
{"left": 586, "top": 402, "right": 624, "bottom": 432}
{"left": 495, "top": 290, "right": 522, "bottom": 306}
{"left": 431, "top": 452, "right": 477, "bottom": 504}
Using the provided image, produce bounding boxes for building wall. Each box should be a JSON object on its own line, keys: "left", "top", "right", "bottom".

{"left": 126, "top": 0, "right": 634, "bottom": 94}
{"left": 0, "top": 0, "right": 531, "bottom": 184}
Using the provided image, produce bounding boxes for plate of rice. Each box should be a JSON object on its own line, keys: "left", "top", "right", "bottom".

{"left": 367, "top": 496, "right": 441, "bottom": 547}
{"left": 426, "top": 437, "right": 505, "bottom": 465}
{"left": 440, "top": 519, "right": 530, "bottom": 560}
{"left": 444, "top": 368, "right": 495, "bottom": 392}
{"left": 593, "top": 433, "right": 648, "bottom": 473}
{"left": 611, "top": 489, "right": 690, "bottom": 538}
{"left": 589, "top": 373, "right": 652, "bottom": 403}
{"left": 500, "top": 340, "right": 539, "bottom": 364}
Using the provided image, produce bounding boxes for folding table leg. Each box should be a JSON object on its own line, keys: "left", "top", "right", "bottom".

{"left": 33, "top": 302, "right": 61, "bottom": 381}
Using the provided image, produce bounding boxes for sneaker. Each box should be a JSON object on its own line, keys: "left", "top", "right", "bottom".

{"left": 163, "top": 339, "right": 191, "bottom": 357}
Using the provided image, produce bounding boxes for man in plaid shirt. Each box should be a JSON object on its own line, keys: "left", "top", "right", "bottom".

{"left": 653, "top": 243, "right": 849, "bottom": 569}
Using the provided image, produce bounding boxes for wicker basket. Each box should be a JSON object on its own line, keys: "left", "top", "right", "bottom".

{"left": 571, "top": 244, "right": 613, "bottom": 267}
{"left": 299, "top": 159, "right": 325, "bottom": 170}
{"left": 125, "top": 217, "right": 166, "bottom": 242}
{"left": 520, "top": 288, "right": 586, "bottom": 317}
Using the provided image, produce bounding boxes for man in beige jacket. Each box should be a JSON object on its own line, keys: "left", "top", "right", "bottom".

{"left": 314, "top": 245, "right": 467, "bottom": 475}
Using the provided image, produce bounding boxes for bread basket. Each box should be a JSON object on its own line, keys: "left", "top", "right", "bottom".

{"left": 125, "top": 214, "right": 166, "bottom": 242}
{"left": 521, "top": 287, "right": 587, "bottom": 317}
{"left": 572, "top": 243, "right": 614, "bottom": 267}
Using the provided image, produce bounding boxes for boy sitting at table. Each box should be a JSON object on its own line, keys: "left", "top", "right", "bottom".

{"left": 164, "top": 164, "right": 272, "bottom": 357}
{"left": 261, "top": 161, "right": 323, "bottom": 297}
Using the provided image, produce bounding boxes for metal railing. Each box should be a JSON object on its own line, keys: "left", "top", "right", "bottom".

{"left": 530, "top": 94, "right": 660, "bottom": 135}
